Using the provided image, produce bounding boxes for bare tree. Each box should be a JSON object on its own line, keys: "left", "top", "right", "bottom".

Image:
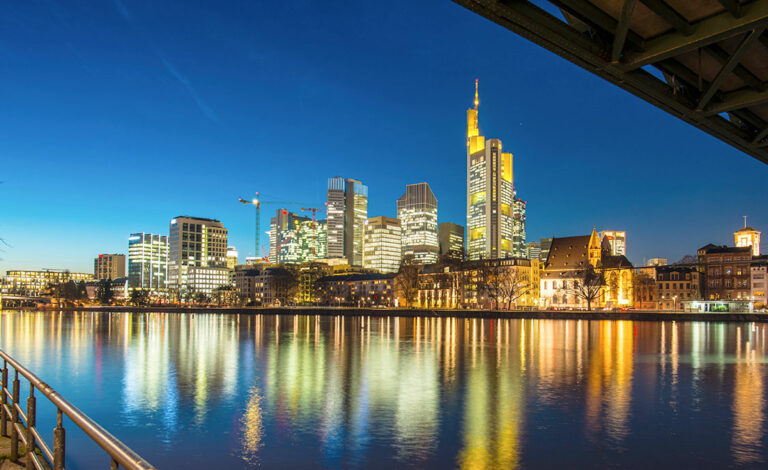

{"left": 476, "top": 260, "right": 504, "bottom": 310}
{"left": 497, "top": 268, "right": 533, "bottom": 310}
{"left": 673, "top": 255, "right": 698, "bottom": 266}
{"left": 569, "top": 265, "right": 606, "bottom": 311}
{"left": 396, "top": 254, "right": 421, "bottom": 307}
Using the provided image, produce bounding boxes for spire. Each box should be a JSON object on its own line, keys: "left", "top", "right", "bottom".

{"left": 744, "top": 215, "right": 748, "bottom": 228}
{"left": 474, "top": 78, "right": 479, "bottom": 110}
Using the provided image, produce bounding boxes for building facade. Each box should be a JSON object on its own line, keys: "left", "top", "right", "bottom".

{"left": 226, "top": 246, "right": 239, "bottom": 269}
{"left": 363, "top": 216, "right": 402, "bottom": 274}
{"left": 698, "top": 244, "right": 752, "bottom": 300}
{"left": 127, "top": 233, "right": 168, "bottom": 292}
{"left": 512, "top": 194, "right": 527, "bottom": 258}
{"left": 270, "top": 209, "right": 327, "bottom": 264}
{"left": 735, "top": 225, "right": 761, "bottom": 256}
{"left": 466, "top": 80, "right": 515, "bottom": 261}
{"left": 94, "top": 254, "right": 125, "bottom": 280}
{"left": 168, "top": 216, "right": 229, "bottom": 298}
{"left": 316, "top": 273, "right": 396, "bottom": 307}
{"left": 751, "top": 257, "right": 767, "bottom": 306}
{"left": 598, "top": 230, "right": 627, "bottom": 256}
{"left": 326, "top": 177, "right": 368, "bottom": 266}
{"left": 655, "top": 266, "right": 700, "bottom": 310}
{"left": 438, "top": 222, "right": 465, "bottom": 261}
{"left": 4, "top": 270, "right": 93, "bottom": 295}
{"left": 397, "top": 182, "right": 438, "bottom": 264}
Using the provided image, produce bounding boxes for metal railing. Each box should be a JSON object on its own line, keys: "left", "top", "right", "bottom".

{"left": 0, "top": 349, "right": 156, "bottom": 470}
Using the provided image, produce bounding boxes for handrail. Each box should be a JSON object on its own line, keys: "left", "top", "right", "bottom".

{"left": 0, "top": 349, "right": 156, "bottom": 470}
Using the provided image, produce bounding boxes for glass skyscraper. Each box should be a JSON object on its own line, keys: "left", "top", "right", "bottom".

{"left": 270, "top": 209, "right": 327, "bottom": 264}
{"left": 128, "top": 233, "right": 168, "bottom": 292}
{"left": 397, "top": 182, "right": 438, "bottom": 264}
{"left": 326, "top": 177, "right": 368, "bottom": 266}
{"left": 363, "top": 216, "right": 402, "bottom": 273}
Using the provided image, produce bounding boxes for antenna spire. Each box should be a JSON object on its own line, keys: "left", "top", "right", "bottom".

{"left": 744, "top": 215, "right": 748, "bottom": 228}
{"left": 474, "top": 78, "right": 479, "bottom": 110}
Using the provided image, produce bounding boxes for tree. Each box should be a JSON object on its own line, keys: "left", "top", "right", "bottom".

{"left": 96, "top": 279, "right": 114, "bottom": 305}
{"left": 673, "top": 255, "right": 698, "bottom": 267}
{"left": 77, "top": 281, "right": 88, "bottom": 301}
{"left": 270, "top": 266, "right": 299, "bottom": 306}
{"left": 476, "top": 260, "right": 504, "bottom": 310}
{"left": 497, "top": 267, "right": 533, "bottom": 310}
{"left": 569, "top": 265, "right": 606, "bottom": 311}
{"left": 129, "top": 289, "right": 150, "bottom": 307}
{"left": 395, "top": 254, "right": 421, "bottom": 308}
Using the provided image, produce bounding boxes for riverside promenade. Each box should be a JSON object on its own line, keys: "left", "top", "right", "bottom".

{"left": 19, "top": 305, "right": 768, "bottom": 323}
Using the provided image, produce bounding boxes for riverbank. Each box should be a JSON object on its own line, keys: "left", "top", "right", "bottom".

{"left": 7, "top": 305, "right": 768, "bottom": 323}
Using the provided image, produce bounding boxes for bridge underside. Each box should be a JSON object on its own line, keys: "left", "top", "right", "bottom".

{"left": 454, "top": 0, "right": 768, "bottom": 165}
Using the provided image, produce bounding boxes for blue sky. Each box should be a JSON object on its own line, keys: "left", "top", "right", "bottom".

{"left": 1, "top": 0, "right": 765, "bottom": 273}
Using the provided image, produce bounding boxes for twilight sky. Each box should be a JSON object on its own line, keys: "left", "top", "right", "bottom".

{"left": 1, "top": 0, "right": 766, "bottom": 273}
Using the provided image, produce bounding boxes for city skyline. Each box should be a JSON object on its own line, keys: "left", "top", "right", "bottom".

{"left": 2, "top": 0, "right": 767, "bottom": 273}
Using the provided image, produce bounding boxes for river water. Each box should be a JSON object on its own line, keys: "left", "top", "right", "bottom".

{"left": 1, "top": 311, "right": 767, "bottom": 469}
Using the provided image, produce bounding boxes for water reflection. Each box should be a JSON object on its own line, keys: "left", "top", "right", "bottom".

{"left": 1, "top": 312, "right": 767, "bottom": 469}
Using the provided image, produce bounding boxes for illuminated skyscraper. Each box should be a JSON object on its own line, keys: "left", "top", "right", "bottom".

{"left": 226, "top": 246, "right": 238, "bottom": 269}
{"left": 326, "top": 177, "right": 368, "bottom": 266}
{"left": 466, "top": 80, "right": 515, "bottom": 260}
{"left": 363, "top": 216, "right": 402, "bottom": 273}
{"left": 598, "top": 230, "right": 627, "bottom": 256}
{"left": 270, "top": 209, "right": 327, "bottom": 264}
{"left": 397, "top": 182, "right": 438, "bottom": 264}
{"left": 128, "top": 233, "right": 168, "bottom": 292}
{"left": 438, "top": 222, "right": 465, "bottom": 260}
{"left": 168, "top": 216, "right": 229, "bottom": 296}
{"left": 512, "top": 194, "right": 527, "bottom": 258}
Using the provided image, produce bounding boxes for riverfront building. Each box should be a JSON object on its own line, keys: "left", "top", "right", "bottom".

{"left": 734, "top": 225, "right": 761, "bottom": 256}
{"left": 397, "top": 183, "right": 439, "bottom": 264}
{"left": 438, "top": 222, "right": 465, "bottom": 261}
{"left": 466, "top": 80, "right": 516, "bottom": 260}
{"left": 127, "top": 233, "right": 168, "bottom": 292}
{"left": 697, "top": 244, "right": 752, "bottom": 300}
{"left": 327, "top": 177, "right": 368, "bottom": 266}
{"left": 94, "top": 254, "right": 125, "bottom": 280}
{"left": 168, "top": 216, "right": 229, "bottom": 297}
{"left": 270, "top": 209, "right": 327, "bottom": 264}
{"left": 3, "top": 270, "right": 93, "bottom": 295}
{"left": 363, "top": 216, "right": 402, "bottom": 274}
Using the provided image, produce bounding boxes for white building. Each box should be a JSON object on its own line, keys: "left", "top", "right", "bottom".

{"left": 397, "top": 182, "right": 438, "bottom": 264}
{"left": 168, "top": 216, "right": 229, "bottom": 299}
{"left": 326, "top": 177, "right": 368, "bottom": 266}
{"left": 363, "top": 216, "right": 402, "bottom": 273}
{"left": 128, "top": 233, "right": 168, "bottom": 293}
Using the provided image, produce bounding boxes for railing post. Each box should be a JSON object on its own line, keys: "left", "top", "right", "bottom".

{"left": 1, "top": 360, "right": 7, "bottom": 437}
{"left": 111, "top": 456, "right": 119, "bottom": 470}
{"left": 53, "top": 408, "right": 66, "bottom": 470}
{"left": 10, "top": 370, "right": 19, "bottom": 462}
{"left": 27, "top": 384, "right": 36, "bottom": 467}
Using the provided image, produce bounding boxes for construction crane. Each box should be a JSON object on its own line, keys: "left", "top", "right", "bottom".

{"left": 238, "top": 193, "right": 313, "bottom": 262}
{"left": 301, "top": 204, "right": 327, "bottom": 261}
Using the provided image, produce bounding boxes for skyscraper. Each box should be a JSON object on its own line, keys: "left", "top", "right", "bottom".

{"left": 326, "top": 177, "right": 368, "bottom": 266}
{"left": 438, "top": 222, "right": 465, "bottom": 260}
{"left": 363, "top": 216, "right": 402, "bottom": 273}
{"left": 270, "top": 209, "right": 327, "bottom": 264}
{"left": 168, "top": 216, "right": 229, "bottom": 296}
{"left": 128, "top": 233, "right": 168, "bottom": 292}
{"left": 598, "top": 230, "right": 627, "bottom": 256}
{"left": 397, "top": 182, "right": 439, "bottom": 264}
{"left": 512, "top": 194, "right": 527, "bottom": 258}
{"left": 466, "top": 80, "right": 516, "bottom": 260}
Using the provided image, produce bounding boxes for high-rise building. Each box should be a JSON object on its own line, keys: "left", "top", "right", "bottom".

{"left": 94, "top": 254, "right": 125, "bottom": 280}
{"left": 735, "top": 224, "right": 761, "bottom": 256}
{"left": 526, "top": 241, "right": 541, "bottom": 261}
{"left": 397, "top": 183, "right": 438, "bottom": 264}
{"left": 270, "top": 209, "right": 327, "bottom": 264}
{"left": 168, "top": 216, "right": 229, "bottom": 296}
{"left": 438, "top": 222, "right": 465, "bottom": 260}
{"left": 363, "top": 216, "right": 403, "bottom": 273}
{"left": 539, "top": 237, "right": 553, "bottom": 261}
{"left": 128, "top": 233, "right": 168, "bottom": 292}
{"left": 512, "top": 194, "right": 527, "bottom": 258}
{"left": 466, "top": 80, "right": 516, "bottom": 260}
{"left": 226, "top": 246, "right": 239, "bottom": 269}
{"left": 599, "top": 230, "right": 627, "bottom": 256}
{"left": 326, "top": 177, "right": 368, "bottom": 266}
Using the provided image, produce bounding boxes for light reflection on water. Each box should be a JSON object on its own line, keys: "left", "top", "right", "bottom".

{"left": 1, "top": 312, "right": 767, "bottom": 469}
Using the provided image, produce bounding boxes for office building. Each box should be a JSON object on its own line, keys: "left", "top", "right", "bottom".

{"left": 397, "top": 182, "right": 438, "bottom": 264}
{"left": 270, "top": 209, "right": 327, "bottom": 264}
{"left": 648, "top": 258, "right": 668, "bottom": 266}
{"left": 438, "top": 222, "right": 465, "bottom": 261}
{"left": 539, "top": 237, "right": 553, "bottom": 262}
{"left": 697, "top": 244, "right": 752, "bottom": 300}
{"left": 4, "top": 270, "right": 93, "bottom": 295}
{"left": 327, "top": 177, "right": 368, "bottom": 266}
{"left": 168, "top": 216, "right": 229, "bottom": 296}
{"left": 735, "top": 224, "right": 761, "bottom": 256}
{"left": 466, "top": 80, "right": 515, "bottom": 260}
{"left": 526, "top": 241, "right": 541, "bottom": 261}
{"left": 94, "top": 254, "right": 125, "bottom": 280}
{"left": 128, "top": 233, "right": 168, "bottom": 292}
{"left": 598, "top": 230, "right": 627, "bottom": 256}
{"left": 227, "top": 246, "right": 239, "bottom": 269}
{"left": 512, "top": 194, "right": 527, "bottom": 258}
{"left": 363, "top": 216, "right": 403, "bottom": 274}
